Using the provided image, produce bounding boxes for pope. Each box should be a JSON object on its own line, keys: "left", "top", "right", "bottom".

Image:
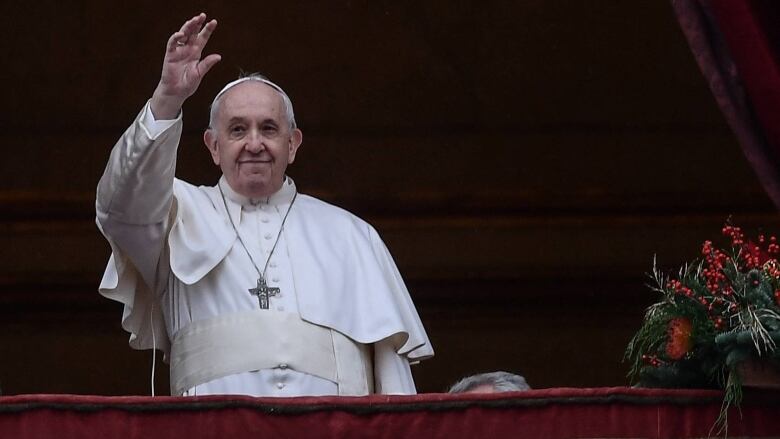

{"left": 96, "top": 13, "right": 433, "bottom": 396}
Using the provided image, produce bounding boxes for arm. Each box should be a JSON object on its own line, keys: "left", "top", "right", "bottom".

{"left": 96, "top": 13, "right": 221, "bottom": 290}
{"left": 96, "top": 104, "right": 181, "bottom": 290}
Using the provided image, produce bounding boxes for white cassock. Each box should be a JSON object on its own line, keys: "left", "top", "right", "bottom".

{"left": 96, "top": 102, "right": 433, "bottom": 396}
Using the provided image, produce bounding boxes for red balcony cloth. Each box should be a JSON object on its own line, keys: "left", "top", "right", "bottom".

{"left": 0, "top": 387, "right": 778, "bottom": 439}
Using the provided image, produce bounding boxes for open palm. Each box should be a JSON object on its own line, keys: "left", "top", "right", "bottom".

{"left": 152, "top": 13, "right": 221, "bottom": 119}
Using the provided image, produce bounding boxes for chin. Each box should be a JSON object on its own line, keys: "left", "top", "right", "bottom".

{"left": 239, "top": 179, "right": 280, "bottom": 198}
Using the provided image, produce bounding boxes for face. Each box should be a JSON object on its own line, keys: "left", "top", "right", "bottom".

{"left": 204, "top": 81, "right": 302, "bottom": 198}
{"left": 463, "top": 384, "right": 498, "bottom": 394}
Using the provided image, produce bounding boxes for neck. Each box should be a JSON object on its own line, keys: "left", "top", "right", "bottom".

{"left": 220, "top": 176, "right": 295, "bottom": 207}
{"left": 242, "top": 182, "right": 283, "bottom": 199}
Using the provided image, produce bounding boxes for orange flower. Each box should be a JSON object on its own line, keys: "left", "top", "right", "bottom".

{"left": 666, "top": 317, "right": 693, "bottom": 360}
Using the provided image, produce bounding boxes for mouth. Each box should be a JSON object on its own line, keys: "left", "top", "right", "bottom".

{"left": 238, "top": 159, "right": 272, "bottom": 165}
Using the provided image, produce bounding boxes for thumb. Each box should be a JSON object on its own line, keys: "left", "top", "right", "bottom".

{"left": 197, "top": 54, "right": 222, "bottom": 77}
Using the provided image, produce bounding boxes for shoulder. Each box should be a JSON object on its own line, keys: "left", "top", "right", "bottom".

{"left": 172, "top": 178, "right": 212, "bottom": 195}
{"left": 295, "top": 193, "right": 376, "bottom": 237}
{"left": 173, "top": 179, "right": 220, "bottom": 203}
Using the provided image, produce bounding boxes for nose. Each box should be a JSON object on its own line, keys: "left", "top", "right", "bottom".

{"left": 245, "top": 130, "right": 265, "bottom": 153}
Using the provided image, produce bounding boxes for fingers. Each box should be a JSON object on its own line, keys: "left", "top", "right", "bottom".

{"left": 166, "top": 13, "right": 209, "bottom": 51}
{"left": 197, "top": 54, "right": 222, "bottom": 77}
{"left": 197, "top": 19, "right": 218, "bottom": 44}
{"left": 166, "top": 31, "right": 186, "bottom": 53}
{"left": 178, "top": 13, "right": 207, "bottom": 39}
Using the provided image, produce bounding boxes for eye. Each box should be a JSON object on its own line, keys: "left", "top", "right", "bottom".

{"left": 229, "top": 125, "right": 246, "bottom": 137}
{"left": 261, "top": 124, "right": 278, "bottom": 135}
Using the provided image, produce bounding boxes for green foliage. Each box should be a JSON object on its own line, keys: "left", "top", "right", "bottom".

{"left": 624, "top": 224, "right": 780, "bottom": 436}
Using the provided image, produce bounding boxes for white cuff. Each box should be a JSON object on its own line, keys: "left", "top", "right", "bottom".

{"left": 142, "top": 101, "right": 180, "bottom": 139}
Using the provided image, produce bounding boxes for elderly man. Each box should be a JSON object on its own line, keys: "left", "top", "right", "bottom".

{"left": 96, "top": 13, "right": 432, "bottom": 397}
{"left": 448, "top": 371, "right": 531, "bottom": 394}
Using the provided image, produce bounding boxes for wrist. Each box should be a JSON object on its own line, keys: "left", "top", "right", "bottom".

{"left": 150, "top": 87, "right": 185, "bottom": 121}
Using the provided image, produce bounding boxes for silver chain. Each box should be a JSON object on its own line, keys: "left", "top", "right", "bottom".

{"left": 218, "top": 183, "right": 298, "bottom": 281}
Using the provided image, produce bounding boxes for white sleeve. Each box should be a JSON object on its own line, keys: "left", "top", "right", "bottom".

{"left": 96, "top": 100, "right": 182, "bottom": 291}
{"left": 142, "top": 105, "right": 180, "bottom": 139}
{"left": 373, "top": 337, "right": 417, "bottom": 395}
{"left": 95, "top": 101, "right": 185, "bottom": 355}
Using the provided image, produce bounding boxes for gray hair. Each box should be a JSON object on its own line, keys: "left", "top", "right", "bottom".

{"left": 208, "top": 73, "right": 297, "bottom": 130}
{"left": 448, "top": 371, "right": 531, "bottom": 393}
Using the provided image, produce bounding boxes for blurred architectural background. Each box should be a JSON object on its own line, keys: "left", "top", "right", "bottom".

{"left": 0, "top": 1, "right": 776, "bottom": 395}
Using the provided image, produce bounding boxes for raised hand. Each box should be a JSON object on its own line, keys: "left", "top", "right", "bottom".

{"left": 151, "top": 13, "right": 222, "bottom": 120}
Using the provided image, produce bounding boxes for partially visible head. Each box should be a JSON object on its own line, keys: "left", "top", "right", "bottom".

{"left": 448, "top": 371, "right": 531, "bottom": 394}
{"left": 204, "top": 74, "right": 302, "bottom": 198}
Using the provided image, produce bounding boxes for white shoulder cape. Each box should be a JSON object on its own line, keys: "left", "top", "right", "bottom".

{"left": 99, "top": 179, "right": 434, "bottom": 363}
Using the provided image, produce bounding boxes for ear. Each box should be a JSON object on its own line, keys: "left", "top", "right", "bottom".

{"left": 204, "top": 129, "right": 220, "bottom": 165}
{"left": 287, "top": 128, "right": 303, "bottom": 164}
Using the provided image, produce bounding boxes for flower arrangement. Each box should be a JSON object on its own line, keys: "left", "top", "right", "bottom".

{"left": 625, "top": 223, "right": 780, "bottom": 432}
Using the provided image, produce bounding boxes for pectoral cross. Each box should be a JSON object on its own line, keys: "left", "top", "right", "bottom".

{"left": 249, "top": 277, "right": 280, "bottom": 310}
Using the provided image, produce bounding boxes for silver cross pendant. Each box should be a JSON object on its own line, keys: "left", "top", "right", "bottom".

{"left": 248, "top": 277, "right": 280, "bottom": 310}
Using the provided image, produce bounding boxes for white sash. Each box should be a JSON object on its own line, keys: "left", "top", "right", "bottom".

{"left": 169, "top": 310, "right": 372, "bottom": 396}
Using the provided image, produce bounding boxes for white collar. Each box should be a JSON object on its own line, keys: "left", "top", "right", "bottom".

{"left": 218, "top": 177, "right": 297, "bottom": 227}
{"left": 218, "top": 176, "right": 297, "bottom": 207}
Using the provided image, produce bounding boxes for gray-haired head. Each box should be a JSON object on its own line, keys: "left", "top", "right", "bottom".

{"left": 208, "top": 73, "right": 297, "bottom": 130}
{"left": 448, "top": 371, "right": 531, "bottom": 394}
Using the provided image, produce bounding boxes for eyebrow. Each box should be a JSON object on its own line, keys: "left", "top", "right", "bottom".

{"left": 226, "top": 117, "right": 247, "bottom": 125}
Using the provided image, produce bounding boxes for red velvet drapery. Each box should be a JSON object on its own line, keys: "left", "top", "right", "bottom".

{"left": 673, "top": 0, "right": 780, "bottom": 209}
{"left": 1, "top": 387, "right": 779, "bottom": 439}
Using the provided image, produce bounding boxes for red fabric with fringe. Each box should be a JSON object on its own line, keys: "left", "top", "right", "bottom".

{"left": 0, "top": 387, "right": 779, "bottom": 438}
